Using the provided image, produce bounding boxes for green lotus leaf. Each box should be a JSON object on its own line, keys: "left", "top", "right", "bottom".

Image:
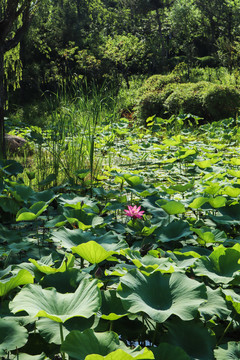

{"left": 85, "top": 348, "right": 154, "bottom": 360}
{"left": 169, "top": 182, "right": 194, "bottom": 193}
{"left": 0, "top": 269, "right": 34, "bottom": 297}
{"left": 0, "top": 319, "right": 28, "bottom": 356}
{"left": 72, "top": 241, "right": 116, "bottom": 264}
{"left": 195, "top": 159, "right": 219, "bottom": 168}
{"left": 223, "top": 289, "right": 240, "bottom": 314}
{"left": 157, "top": 220, "right": 192, "bottom": 242}
{"left": 163, "top": 317, "right": 215, "bottom": 360}
{"left": 29, "top": 254, "right": 75, "bottom": 275}
{"left": 123, "top": 174, "right": 144, "bottom": 186}
{"left": 227, "top": 169, "right": 240, "bottom": 178}
{"left": 10, "top": 184, "right": 34, "bottom": 202}
{"left": 193, "top": 244, "right": 240, "bottom": 284}
{"left": 218, "top": 203, "right": 240, "bottom": 220}
{"left": 214, "top": 342, "right": 240, "bottom": 360}
{"left": 0, "top": 160, "right": 23, "bottom": 176}
{"left": 51, "top": 228, "right": 93, "bottom": 249}
{"left": 9, "top": 279, "right": 101, "bottom": 323}
{"left": 208, "top": 196, "right": 227, "bottom": 208}
{"left": 204, "top": 183, "right": 222, "bottom": 195}
{"left": 0, "top": 196, "right": 20, "bottom": 214}
{"left": 151, "top": 342, "right": 190, "bottom": 360}
{"left": 192, "top": 227, "right": 215, "bottom": 245}
{"left": 16, "top": 201, "right": 49, "bottom": 221}
{"left": 230, "top": 158, "right": 240, "bottom": 166}
{"left": 100, "top": 290, "right": 128, "bottom": 320}
{"left": 63, "top": 208, "right": 104, "bottom": 230}
{"left": 61, "top": 329, "right": 127, "bottom": 359}
{"left": 156, "top": 199, "right": 185, "bottom": 215}
{"left": 199, "top": 287, "right": 231, "bottom": 320}
{"left": 222, "top": 186, "right": 240, "bottom": 197}
{"left": 117, "top": 269, "right": 207, "bottom": 323}
{"left": 189, "top": 197, "right": 208, "bottom": 209}
{"left": 36, "top": 316, "right": 96, "bottom": 344}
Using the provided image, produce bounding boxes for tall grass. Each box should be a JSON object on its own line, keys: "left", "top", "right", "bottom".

{"left": 30, "top": 81, "right": 121, "bottom": 188}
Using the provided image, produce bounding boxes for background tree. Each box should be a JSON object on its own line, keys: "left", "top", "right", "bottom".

{"left": 0, "top": 0, "right": 39, "bottom": 159}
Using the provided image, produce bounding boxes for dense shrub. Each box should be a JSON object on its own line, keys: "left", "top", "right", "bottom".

{"left": 164, "top": 82, "right": 211, "bottom": 118}
{"left": 139, "top": 73, "right": 180, "bottom": 95}
{"left": 135, "top": 76, "right": 240, "bottom": 122}
{"left": 203, "top": 85, "right": 240, "bottom": 120}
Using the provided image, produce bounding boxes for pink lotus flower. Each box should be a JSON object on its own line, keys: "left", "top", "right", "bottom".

{"left": 124, "top": 205, "right": 145, "bottom": 219}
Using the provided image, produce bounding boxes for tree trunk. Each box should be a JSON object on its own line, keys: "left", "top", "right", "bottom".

{"left": 0, "top": 45, "right": 6, "bottom": 159}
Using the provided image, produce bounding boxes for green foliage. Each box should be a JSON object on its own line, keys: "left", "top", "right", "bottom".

{"left": 135, "top": 77, "right": 240, "bottom": 122}
{"left": 3, "top": 116, "right": 240, "bottom": 358}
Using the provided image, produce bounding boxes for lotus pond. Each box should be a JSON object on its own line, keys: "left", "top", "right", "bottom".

{"left": 2, "top": 115, "right": 240, "bottom": 359}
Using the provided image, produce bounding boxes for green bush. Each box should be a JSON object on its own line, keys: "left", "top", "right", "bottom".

{"left": 135, "top": 76, "right": 240, "bottom": 122}
{"left": 135, "top": 83, "right": 176, "bottom": 121}
{"left": 139, "top": 73, "right": 180, "bottom": 95}
{"left": 164, "top": 82, "right": 211, "bottom": 118}
{"left": 203, "top": 84, "right": 240, "bottom": 120}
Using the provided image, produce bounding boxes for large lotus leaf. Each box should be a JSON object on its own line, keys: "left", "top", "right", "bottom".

{"left": 51, "top": 228, "right": 93, "bottom": 249}
{"left": 214, "top": 341, "right": 240, "bottom": 360}
{"left": 36, "top": 316, "right": 96, "bottom": 344}
{"left": 157, "top": 220, "right": 192, "bottom": 242}
{"left": 9, "top": 279, "right": 101, "bottom": 323}
{"left": 29, "top": 189, "right": 56, "bottom": 203}
{"left": 72, "top": 241, "right": 116, "bottom": 264}
{"left": 156, "top": 199, "right": 185, "bottom": 215}
{"left": 40, "top": 269, "right": 89, "bottom": 293}
{"left": 169, "top": 182, "right": 194, "bottom": 193}
{"left": 85, "top": 348, "right": 154, "bottom": 360}
{"left": 230, "top": 157, "right": 240, "bottom": 166}
{"left": 188, "top": 197, "right": 208, "bottom": 209}
{"left": 9, "top": 184, "right": 34, "bottom": 203}
{"left": 29, "top": 254, "right": 75, "bottom": 275}
{"left": 163, "top": 318, "right": 215, "bottom": 360}
{"left": 193, "top": 244, "right": 240, "bottom": 284}
{"left": 222, "top": 186, "right": 240, "bottom": 197}
{"left": 61, "top": 329, "right": 127, "bottom": 359}
{"left": 217, "top": 203, "right": 240, "bottom": 220}
{"left": 0, "top": 195, "right": 20, "bottom": 214}
{"left": 204, "top": 183, "right": 222, "bottom": 196}
{"left": 151, "top": 342, "right": 190, "bottom": 360}
{"left": 123, "top": 249, "right": 176, "bottom": 273}
{"left": 0, "top": 159, "right": 23, "bottom": 176}
{"left": 0, "top": 225, "right": 22, "bottom": 243}
{"left": 199, "top": 287, "right": 231, "bottom": 320}
{"left": 195, "top": 159, "right": 219, "bottom": 168}
{"left": 0, "top": 269, "right": 34, "bottom": 297}
{"left": 223, "top": 289, "right": 240, "bottom": 314}
{"left": 208, "top": 196, "right": 227, "bottom": 208}
{"left": 97, "top": 231, "right": 128, "bottom": 251}
{"left": 100, "top": 289, "right": 128, "bottom": 320}
{"left": 123, "top": 174, "right": 144, "bottom": 186}
{"left": 228, "top": 169, "right": 240, "bottom": 178}
{"left": 59, "top": 194, "right": 99, "bottom": 212}
{"left": 192, "top": 227, "right": 215, "bottom": 245}
{"left": 0, "top": 319, "right": 28, "bottom": 356}
{"left": 63, "top": 208, "right": 104, "bottom": 230}
{"left": 117, "top": 269, "right": 207, "bottom": 323}
{"left": 16, "top": 201, "right": 49, "bottom": 221}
